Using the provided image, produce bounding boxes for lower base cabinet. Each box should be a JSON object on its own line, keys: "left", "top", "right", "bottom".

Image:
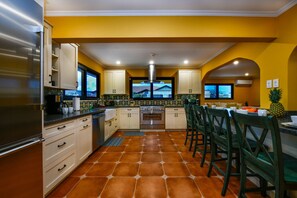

{"left": 43, "top": 115, "right": 92, "bottom": 195}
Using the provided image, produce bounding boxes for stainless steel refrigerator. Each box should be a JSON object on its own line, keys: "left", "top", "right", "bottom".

{"left": 0, "top": 0, "right": 44, "bottom": 197}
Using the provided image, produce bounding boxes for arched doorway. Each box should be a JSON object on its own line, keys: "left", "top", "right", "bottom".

{"left": 288, "top": 46, "right": 297, "bottom": 110}
{"left": 201, "top": 58, "right": 260, "bottom": 107}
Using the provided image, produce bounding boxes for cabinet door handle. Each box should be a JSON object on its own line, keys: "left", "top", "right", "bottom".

{"left": 57, "top": 125, "right": 66, "bottom": 130}
{"left": 57, "top": 142, "right": 66, "bottom": 148}
{"left": 58, "top": 164, "right": 67, "bottom": 172}
{"left": 82, "top": 118, "right": 88, "bottom": 122}
{"left": 76, "top": 81, "right": 78, "bottom": 88}
{"left": 49, "top": 74, "right": 52, "bottom": 84}
{"left": 83, "top": 124, "right": 88, "bottom": 129}
{"left": 109, "top": 121, "right": 112, "bottom": 126}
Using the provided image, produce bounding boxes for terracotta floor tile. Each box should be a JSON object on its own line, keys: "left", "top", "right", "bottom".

{"left": 195, "top": 176, "right": 236, "bottom": 198}
{"left": 145, "top": 132, "right": 159, "bottom": 136}
{"left": 135, "top": 177, "right": 167, "bottom": 198}
{"left": 106, "top": 146, "right": 126, "bottom": 152}
{"left": 85, "top": 151, "right": 103, "bottom": 163}
{"left": 97, "top": 146, "right": 109, "bottom": 152}
{"left": 143, "top": 146, "right": 160, "bottom": 152}
{"left": 176, "top": 145, "right": 189, "bottom": 152}
{"left": 180, "top": 152, "right": 201, "bottom": 163}
{"left": 139, "top": 163, "right": 164, "bottom": 176}
{"left": 98, "top": 152, "right": 122, "bottom": 162}
{"left": 141, "top": 153, "right": 162, "bottom": 162}
{"left": 159, "top": 139, "right": 174, "bottom": 144}
{"left": 100, "top": 178, "right": 136, "bottom": 198}
{"left": 67, "top": 177, "right": 107, "bottom": 198}
{"left": 162, "top": 153, "right": 183, "bottom": 162}
{"left": 186, "top": 163, "right": 216, "bottom": 176}
{"left": 120, "top": 153, "right": 141, "bottom": 162}
{"left": 86, "top": 163, "right": 116, "bottom": 176}
{"left": 113, "top": 163, "right": 139, "bottom": 176}
{"left": 143, "top": 139, "right": 159, "bottom": 146}
{"left": 160, "top": 145, "right": 178, "bottom": 152}
{"left": 70, "top": 163, "right": 93, "bottom": 177}
{"left": 46, "top": 177, "right": 79, "bottom": 198}
{"left": 163, "top": 163, "right": 190, "bottom": 176}
{"left": 125, "top": 145, "right": 143, "bottom": 152}
{"left": 167, "top": 177, "right": 201, "bottom": 198}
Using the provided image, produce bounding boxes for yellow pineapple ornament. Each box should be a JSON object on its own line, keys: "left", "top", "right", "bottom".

{"left": 269, "top": 88, "right": 285, "bottom": 118}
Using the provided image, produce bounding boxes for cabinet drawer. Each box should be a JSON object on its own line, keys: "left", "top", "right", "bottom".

{"left": 44, "top": 120, "right": 75, "bottom": 139}
{"left": 44, "top": 130, "right": 76, "bottom": 167}
{"left": 77, "top": 115, "right": 92, "bottom": 126}
{"left": 44, "top": 151, "right": 76, "bottom": 194}
{"left": 166, "top": 108, "right": 185, "bottom": 113}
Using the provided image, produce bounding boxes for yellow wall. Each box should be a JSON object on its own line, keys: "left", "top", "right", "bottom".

{"left": 78, "top": 51, "right": 105, "bottom": 94}
{"left": 201, "top": 78, "right": 260, "bottom": 106}
{"left": 45, "top": 16, "right": 276, "bottom": 42}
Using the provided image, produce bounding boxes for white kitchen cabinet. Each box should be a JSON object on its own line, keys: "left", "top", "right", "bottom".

{"left": 43, "top": 115, "right": 92, "bottom": 196}
{"left": 104, "top": 70, "right": 126, "bottom": 94}
{"left": 178, "top": 70, "right": 201, "bottom": 94}
{"left": 60, "top": 43, "right": 78, "bottom": 90}
{"left": 165, "top": 108, "right": 187, "bottom": 129}
{"left": 43, "top": 21, "right": 52, "bottom": 87}
{"left": 76, "top": 115, "right": 92, "bottom": 165}
{"left": 119, "top": 108, "right": 140, "bottom": 129}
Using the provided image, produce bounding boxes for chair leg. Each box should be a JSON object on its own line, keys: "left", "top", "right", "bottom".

{"left": 259, "top": 177, "right": 267, "bottom": 197}
{"left": 189, "top": 129, "right": 195, "bottom": 151}
{"left": 275, "top": 181, "right": 285, "bottom": 198}
{"left": 200, "top": 134, "right": 207, "bottom": 167}
{"left": 184, "top": 128, "right": 189, "bottom": 146}
{"left": 221, "top": 150, "right": 232, "bottom": 196}
{"left": 239, "top": 160, "right": 247, "bottom": 198}
{"left": 192, "top": 132, "right": 198, "bottom": 158}
{"left": 207, "top": 141, "right": 215, "bottom": 177}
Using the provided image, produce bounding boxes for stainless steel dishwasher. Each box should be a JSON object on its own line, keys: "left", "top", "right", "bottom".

{"left": 92, "top": 112, "right": 105, "bottom": 151}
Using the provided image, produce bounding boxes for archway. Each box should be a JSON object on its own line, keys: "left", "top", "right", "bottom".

{"left": 201, "top": 58, "right": 260, "bottom": 107}
{"left": 288, "top": 46, "right": 297, "bottom": 110}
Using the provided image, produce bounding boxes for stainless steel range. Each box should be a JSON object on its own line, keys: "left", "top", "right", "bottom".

{"left": 140, "top": 106, "right": 165, "bottom": 129}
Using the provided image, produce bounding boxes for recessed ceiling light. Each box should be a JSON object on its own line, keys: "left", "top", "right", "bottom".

{"left": 149, "top": 60, "right": 154, "bottom": 64}
{"left": 184, "top": 60, "right": 189, "bottom": 64}
{"left": 233, "top": 60, "right": 239, "bottom": 65}
{"left": 245, "top": 73, "right": 249, "bottom": 76}
{"left": 116, "top": 60, "right": 121, "bottom": 65}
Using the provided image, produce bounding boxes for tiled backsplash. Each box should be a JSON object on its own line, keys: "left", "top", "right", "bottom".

{"left": 44, "top": 87, "right": 199, "bottom": 110}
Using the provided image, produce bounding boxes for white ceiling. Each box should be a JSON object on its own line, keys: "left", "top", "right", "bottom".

{"left": 79, "top": 43, "right": 234, "bottom": 69}
{"left": 207, "top": 59, "right": 260, "bottom": 79}
{"left": 45, "top": 0, "right": 296, "bottom": 17}
{"left": 45, "top": 0, "right": 296, "bottom": 77}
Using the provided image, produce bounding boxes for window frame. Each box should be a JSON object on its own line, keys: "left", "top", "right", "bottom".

{"left": 63, "top": 63, "right": 100, "bottom": 100}
{"left": 204, "top": 83, "right": 234, "bottom": 100}
{"left": 129, "top": 77, "right": 175, "bottom": 100}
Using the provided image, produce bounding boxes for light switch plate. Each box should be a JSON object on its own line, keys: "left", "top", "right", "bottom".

{"left": 266, "top": 80, "right": 272, "bottom": 88}
{"left": 273, "top": 79, "right": 279, "bottom": 88}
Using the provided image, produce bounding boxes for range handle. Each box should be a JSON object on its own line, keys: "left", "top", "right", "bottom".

{"left": 0, "top": 138, "right": 44, "bottom": 158}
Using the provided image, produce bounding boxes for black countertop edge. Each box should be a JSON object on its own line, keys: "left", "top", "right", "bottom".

{"left": 278, "top": 115, "right": 297, "bottom": 136}
{"left": 44, "top": 108, "right": 105, "bottom": 127}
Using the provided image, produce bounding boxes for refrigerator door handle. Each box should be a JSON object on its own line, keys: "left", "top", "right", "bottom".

{"left": 0, "top": 138, "right": 44, "bottom": 158}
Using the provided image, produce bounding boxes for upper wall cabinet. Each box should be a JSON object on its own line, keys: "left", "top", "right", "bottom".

{"left": 104, "top": 70, "right": 126, "bottom": 94}
{"left": 178, "top": 70, "right": 201, "bottom": 94}
{"left": 43, "top": 21, "right": 78, "bottom": 89}
{"left": 60, "top": 43, "right": 78, "bottom": 90}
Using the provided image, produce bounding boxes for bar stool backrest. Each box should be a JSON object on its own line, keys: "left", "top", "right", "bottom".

{"left": 230, "top": 111, "right": 284, "bottom": 185}
{"left": 193, "top": 105, "right": 208, "bottom": 133}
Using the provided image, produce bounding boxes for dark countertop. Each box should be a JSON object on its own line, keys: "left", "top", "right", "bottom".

{"left": 278, "top": 115, "right": 297, "bottom": 136}
{"left": 44, "top": 108, "right": 105, "bottom": 126}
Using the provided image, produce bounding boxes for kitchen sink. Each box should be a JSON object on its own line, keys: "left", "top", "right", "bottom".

{"left": 105, "top": 109, "right": 116, "bottom": 121}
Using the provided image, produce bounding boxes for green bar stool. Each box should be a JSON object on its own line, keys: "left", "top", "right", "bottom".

{"left": 231, "top": 111, "right": 297, "bottom": 198}
{"left": 205, "top": 107, "right": 241, "bottom": 196}
{"left": 184, "top": 103, "right": 199, "bottom": 151}
{"left": 192, "top": 105, "right": 211, "bottom": 167}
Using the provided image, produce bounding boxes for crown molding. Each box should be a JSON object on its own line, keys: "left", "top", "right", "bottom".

{"left": 45, "top": 9, "right": 280, "bottom": 17}
{"left": 276, "top": 0, "right": 297, "bottom": 16}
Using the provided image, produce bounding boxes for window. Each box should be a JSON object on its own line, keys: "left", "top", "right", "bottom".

{"left": 130, "top": 77, "right": 174, "bottom": 99}
{"left": 204, "top": 84, "right": 233, "bottom": 99}
{"left": 64, "top": 64, "right": 100, "bottom": 99}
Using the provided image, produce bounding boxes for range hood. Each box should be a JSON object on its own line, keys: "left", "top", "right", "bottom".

{"left": 148, "top": 64, "right": 156, "bottom": 82}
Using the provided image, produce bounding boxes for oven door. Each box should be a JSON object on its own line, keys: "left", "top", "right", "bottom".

{"left": 140, "top": 111, "right": 165, "bottom": 129}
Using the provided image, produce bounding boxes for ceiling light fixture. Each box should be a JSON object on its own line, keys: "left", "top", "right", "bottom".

{"left": 149, "top": 60, "right": 154, "bottom": 64}
{"left": 245, "top": 73, "right": 249, "bottom": 76}
{"left": 148, "top": 53, "right": 156, "bottom": 83}
{"left": 233, "top": 60, "right": 239, "bottom": 65}
{"left": 116, "top": 60, "right": 121, "bottom": 65}
{"left": 184, "top": 60, "right": 189, "bottom": 64}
